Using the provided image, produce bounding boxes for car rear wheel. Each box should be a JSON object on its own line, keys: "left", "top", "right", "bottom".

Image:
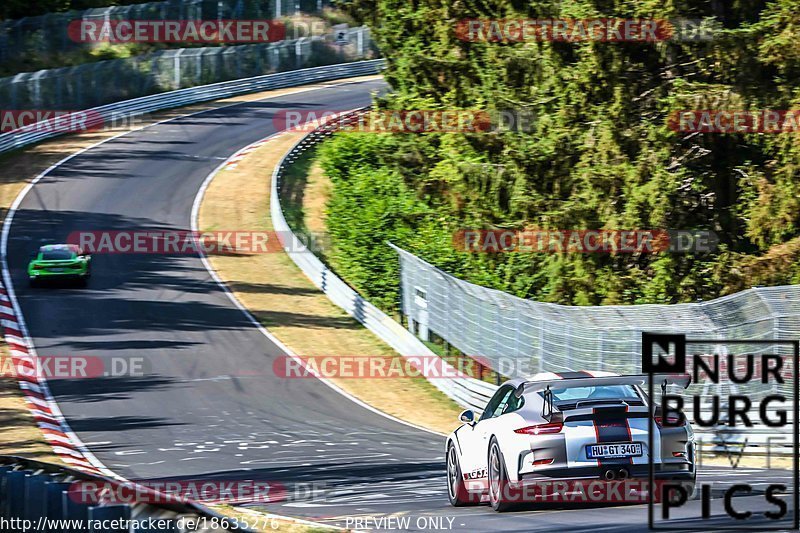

{"left": 447, "top": 442, "right": 477, "bottom": 506}
{"left": 488, "top": 437, "right": 516, "bottom": 512}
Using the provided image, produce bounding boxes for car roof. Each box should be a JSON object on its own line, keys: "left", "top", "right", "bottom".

{"left": 39, "top": 244, "right": 80, "bottom": 253}
{"left": 39, "top": 244, "right": 79, "bottom": 252}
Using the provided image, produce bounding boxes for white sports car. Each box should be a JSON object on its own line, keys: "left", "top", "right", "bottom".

{"left": 446, "top": 371, "right": 695, "bottom": 511}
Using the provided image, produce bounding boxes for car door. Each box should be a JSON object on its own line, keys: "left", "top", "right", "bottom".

{"left": 456, "top": 385, "right": 515, "bottom": 487}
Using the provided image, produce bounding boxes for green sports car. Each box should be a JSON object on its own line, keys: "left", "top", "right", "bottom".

{"left": 28, "top": 244, "right": 91, "bottom": 287}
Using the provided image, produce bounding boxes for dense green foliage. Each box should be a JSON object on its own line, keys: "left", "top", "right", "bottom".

{"left": 320, "top": 0, "right": 800, "bottom": 311}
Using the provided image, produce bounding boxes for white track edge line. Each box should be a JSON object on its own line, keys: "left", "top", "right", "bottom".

{"left": 190, "top": 125, "right": 447, "bottom": 439}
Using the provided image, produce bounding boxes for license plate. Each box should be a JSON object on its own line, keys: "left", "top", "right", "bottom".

{"left": 586, "top": 442, "right": 642, "bottom": 459}
{"left": 49, "top": 268, "right": 65, "bottom": 272}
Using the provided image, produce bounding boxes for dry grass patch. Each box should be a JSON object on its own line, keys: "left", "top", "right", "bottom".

{"left": 302, "top": 160, "right": 331, "bottom": 238}
{"left": 699, "top": 451, "right": 792, "bottom": 470}
{"left": 199, "top": 133, "right": 463, "bottom": 435}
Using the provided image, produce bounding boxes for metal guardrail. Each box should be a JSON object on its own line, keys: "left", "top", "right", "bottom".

{"left": 0, "top": 27, "right": 375, "bottom": 110}
{"left": 0, "top": 59, "right": 385, "bottom": 156}
{"left": 269, "top": 109, "right": 497, "bottom": 414}
{"left": 0, "top": 455, "right": 241, "bottom": 532}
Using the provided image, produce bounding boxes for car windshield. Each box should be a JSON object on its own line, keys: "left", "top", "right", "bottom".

{"left": 548, "top": 384, "right": 640, "bottom": 404}
{"left": 40, "top": 249, "right": 74, "bottom": 261}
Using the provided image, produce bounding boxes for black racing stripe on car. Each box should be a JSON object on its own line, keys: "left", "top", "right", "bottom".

{"left": 592, "top": 407, "right": 633, "bottom": 465}
{"left": 554, "top": 371, "right": 593, "bottom": 379}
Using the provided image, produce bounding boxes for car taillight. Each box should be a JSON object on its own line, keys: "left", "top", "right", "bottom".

{"left": 514, "top": 422, "right": 563, "bottom": 435}
{"left": 32, "top": 264, "right": 45, "bottom": 270}
{"left": 654, "top": 415, "right": 681, "bottom": 427}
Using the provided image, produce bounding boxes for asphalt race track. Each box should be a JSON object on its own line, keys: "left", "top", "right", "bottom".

{"left": 6, "top": 78, "right": 796, "bottom": 531}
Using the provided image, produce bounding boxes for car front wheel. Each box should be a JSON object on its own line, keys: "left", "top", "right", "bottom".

{"left": 488, "top": 437, "right": 517, "bottom": 512}
{"left": 447, "top": 442, "right": 477, "bottom": 506}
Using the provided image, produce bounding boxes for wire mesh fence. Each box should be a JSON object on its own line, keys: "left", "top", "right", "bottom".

{"left": 392, "top": 244, "right": 800, "bottom": 379}
{"left": 0, "top": 26, "right": 374, "bottom": 110}
{"left": 0, "top": 0, "right": 334, "bottom": 64}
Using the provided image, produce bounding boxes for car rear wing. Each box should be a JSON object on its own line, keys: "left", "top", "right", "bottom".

{"left": 514, "top": 373, "right": 690, "bottom": 397}
{"left": 513, "top": 374, "right": 691, "bottom": 421}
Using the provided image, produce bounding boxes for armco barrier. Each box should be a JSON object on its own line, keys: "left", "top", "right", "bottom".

{"left": 0, "top": 27, "right": 375, "bottom": 110}
{"left": 0, "top": 59, "right": 385, "bottom": 156}
{"left": 270, "top": 109, "right": 497, "bottom": 413}
{"left": 0, "top": 456, "right": 242, "bottom": 532}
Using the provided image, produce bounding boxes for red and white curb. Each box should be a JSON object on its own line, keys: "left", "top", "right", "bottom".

{"left": 0, "top": 286, "right": 114, "bottom": 476}
{"left": 222, "top": 136, "right": 278, "bottom": 170}
{"left": 220, "top": 112, "right": 353, "bottom": 171}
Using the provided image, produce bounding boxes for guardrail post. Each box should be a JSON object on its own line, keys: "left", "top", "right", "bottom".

{"left": 2, "top": 471, "right": 28, "bottom": 520}
{"left": 32, "top": 71, "right": 45, "bottom": 108}
{"left": 44, "top": 482, "right": 72, "bottom": 521}
{"left": 295, "top": 38, "right": 304, "bottom": 69}
{"left": 62, "top": 490, "right": 90, "bottom": 531}
{"left": 0, "top": 466, "right": 14, "bottom": 520}
{"left": 23, "top": 474, "right": 58, "bottom": 520}
{"left": 196, "top": 50, "right": 203, "bottom": 84}
{"left": 174, "top": 49, "right": 185, "bottom": 90}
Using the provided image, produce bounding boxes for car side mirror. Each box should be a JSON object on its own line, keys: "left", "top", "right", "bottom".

{"left": 459, "top": 410, "right": 475, "bottom": 424}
